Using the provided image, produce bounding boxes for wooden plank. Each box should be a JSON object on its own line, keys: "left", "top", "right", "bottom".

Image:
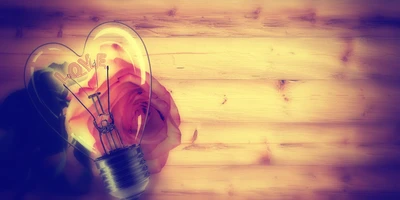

{"left": 161, "top": 79, "right": 400, "bottom": 123}
{"left": 0, "top": 0, "right": 400, "bottom": 38}
{"left": 141, "top": 165, "right": 400, "bottom": 199}
{"left": 4, "top": 165, "right": 400, "bottom": 200}
{"left": 1, "top": 37, "right": 400, "bottom": 81}
{"left": 4, "top": 0, "right": 400, "bottom": 15}
{"left": 5, "top": 189, "right": 400, "bottom": 200}
{"left": 165, "top": 143, "right": 400, "bottom": 166}
{"left": 139, "top": 192, "right": 399, "bottom": 200}
{"left": 178, "top": 122, "right": 400, "bottom": 145}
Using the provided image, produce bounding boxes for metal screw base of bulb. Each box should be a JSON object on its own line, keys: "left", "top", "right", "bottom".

{"left": 95, "top": 145, "right": 150, "bottom": 200}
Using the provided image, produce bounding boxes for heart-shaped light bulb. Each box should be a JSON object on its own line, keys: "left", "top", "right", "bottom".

{"left": 24, "top": 21, "right": 153, "bottom": 200}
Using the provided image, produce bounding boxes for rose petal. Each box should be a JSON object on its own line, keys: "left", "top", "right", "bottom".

{"left": 141, "top": 106, "right": 167, "bottom": 143}
{"left": 143, "top": 116, "right": 181, "bottom": 160}
{"left": 65, "top": 51, "right": 181, "bottom": 175}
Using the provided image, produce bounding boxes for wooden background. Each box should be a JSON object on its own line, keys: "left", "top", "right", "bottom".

{"left": 1, "top": 0, "right": 400, "bottom": 199}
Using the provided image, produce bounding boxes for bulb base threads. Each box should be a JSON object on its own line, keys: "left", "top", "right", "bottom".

{"left": 95, "top": 145, "right": 150, "bottom": 200}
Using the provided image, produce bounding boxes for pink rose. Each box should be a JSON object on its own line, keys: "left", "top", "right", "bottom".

{"left": 66, "top": 49, "right": 181, "bottom": 174}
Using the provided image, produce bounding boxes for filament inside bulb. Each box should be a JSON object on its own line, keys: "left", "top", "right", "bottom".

{"left": 64, "top": 64, "right": 126, "bottom": 155}
{"left": 89, "top": 91, "right": 124, "bottom": 154}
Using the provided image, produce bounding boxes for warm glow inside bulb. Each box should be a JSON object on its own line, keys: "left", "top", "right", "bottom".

{"left": 25, "top": 22, "right": 152, "bottom": 158}
{"left": 24, "top": 22, "right": 152, "bottom": 200}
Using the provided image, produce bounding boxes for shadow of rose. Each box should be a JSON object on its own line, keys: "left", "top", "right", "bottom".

{"left": 0, "top": 89, "right": 93, "bottom": 198}
{"left": 0, "top": 69, "right": 182, "bottom": 199}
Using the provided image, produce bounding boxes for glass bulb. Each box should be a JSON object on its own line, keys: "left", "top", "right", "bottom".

{"left": 24, "top": 22, "right": 152, "bottom": 200}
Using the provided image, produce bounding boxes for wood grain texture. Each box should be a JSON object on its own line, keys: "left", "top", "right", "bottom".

{"left": 166, "top": 143, "right": 400, "bottom": 166}
{"left": 178, "top": 122, "right": 400, "bottom": 144}
{"left": 3, "top": 78, "right": 400, "bottom": 122}
{"left": 0, "top": 0, "right": 400, "bottom": 38}
{"left": 1, "top": 38, "right": 400, "bottom": 81}
{"left": 0, "top": 0, "right": 400, "bottom": 199}
{"left": 3, "top": 165, "right": 400, "bottom": 200}
{"left": 142, "top": 165, "right": 400, "bottom": 199}
{"left": 163, "top": 79, "right": 400, "bottom": 123}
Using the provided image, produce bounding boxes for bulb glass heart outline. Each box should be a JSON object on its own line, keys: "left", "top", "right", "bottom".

{"left": 24, "top": 22, "right": 152, "bottom": 200}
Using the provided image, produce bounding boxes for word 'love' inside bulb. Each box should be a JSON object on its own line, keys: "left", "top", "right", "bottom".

{"left": 24, "top": 22, "right": 153, "bottom": 200}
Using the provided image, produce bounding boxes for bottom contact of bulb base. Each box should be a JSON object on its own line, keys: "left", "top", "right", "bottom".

{"left": 95, "top": 145, "right": 150, "bottom": 200}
